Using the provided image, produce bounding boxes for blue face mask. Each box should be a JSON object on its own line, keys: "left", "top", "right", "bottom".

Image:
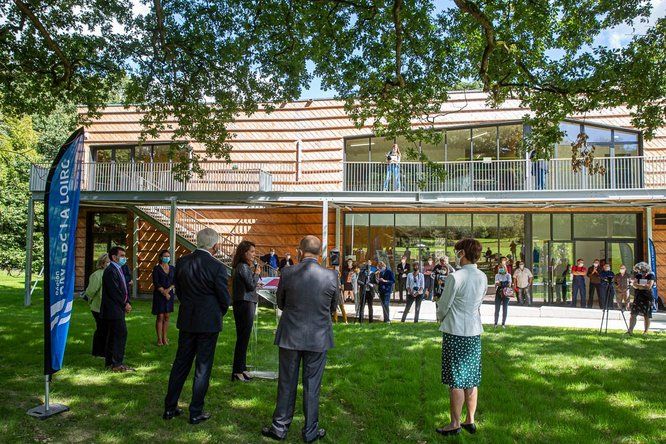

{"left": 499, "top": 269, "right": 506, "bottom": 274}
{"left": 118, "top": 257, "right": 127, "bottom": 267}
{"left": 162, "top": 257, "right": 171, "bottom": 264}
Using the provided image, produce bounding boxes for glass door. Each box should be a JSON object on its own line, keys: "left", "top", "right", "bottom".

{"left": 550, "top": 241, "right": 574, "bottom": 304}
{"left": 606, "top": 241, "right": 636, "bottom": 273}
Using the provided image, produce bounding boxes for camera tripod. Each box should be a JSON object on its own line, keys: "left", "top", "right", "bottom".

{"left": 599, "top": 280, "right": 629, "bottom": 334}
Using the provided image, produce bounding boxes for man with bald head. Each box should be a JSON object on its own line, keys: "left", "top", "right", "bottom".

{"left": 262, "top": 235, "right": 339, "bottom": 443}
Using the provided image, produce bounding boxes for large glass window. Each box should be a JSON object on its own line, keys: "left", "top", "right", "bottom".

{"left": 85, "top": 211, "right": 128, "bottom": 284}
{"left": 556, "top": 122, "right": 581, "bottom": 159}
{"left": 421, "top": 132, "right": 445, "bottom": 162}
{"left": 344, "top": 138, "right": 370, "bottom": 162}
{"left": 369, "top": 214, "right": 395, "bottom": 267}
{"left": 420, "top": 214, "right": 447, "bottom": 261}
{"left": 446, "top": 214, "right": 472, "bottom": 266}
{"left": 498, "top": 125, "right": 523, "bottom": 160}
{"left": 371, "top": 136, "right": 394, "bottom": 162}
{"left": 446, "top": 129, "right": 471, "bottom": 161}
{"left": 472, "top": 127, "right": 497, "bottom": 160}
{"left": 395, "top": 214, "right": 420, "bottom": 264}
{"left": 552, "top": 214, "right": 572, "bottom": 240}
{"left": 344, "top": 213, "right": 369, "bottom": 262}
{"left": 499, "top": 214, "right": 525, "bottom": 263}
{"left": 573, "top": 214, "right": 612, "bottom": 238}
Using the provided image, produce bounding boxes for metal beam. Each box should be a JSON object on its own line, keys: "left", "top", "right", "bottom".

{"left": 169, "top": 197, "right": 177, "bottom": 266}
{"left": 132, "top": 213, "right": 139, "bottom": 299}
{"left": 24, "top": 196, "right": 34, "bottom": 306}
{"left": 646, "top": 207, "right": 653, "bottom": 267}
{"left": 321, "top": 199, "right": 329, "bottom": 266}
{"left": 335, "top": 206, "right": 341, "bottom": 253}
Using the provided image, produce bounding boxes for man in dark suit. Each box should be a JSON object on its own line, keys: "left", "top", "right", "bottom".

{"left": 100, "top": 246, "right": 134, "bottom": 372}
{"left": 376, "top": 261, "right": 395, "bottom": 322}
{"left": 396, "top": 255, "right": 410, "bottom": 302}
{"left": 262, "top": 235, "right": 339, "bottom": 443}
{"left": 163, "top": 228, "right": 231, "bottom": 425}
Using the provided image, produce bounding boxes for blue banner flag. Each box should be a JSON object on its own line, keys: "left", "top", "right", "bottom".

{"left": 648, "top": 238, "right": 659, "bottom": 303}
{"left": 43, "top": 128, "right": 85, "bottom": 375}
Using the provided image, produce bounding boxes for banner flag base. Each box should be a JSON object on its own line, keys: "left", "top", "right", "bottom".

{"left": 27, "top": 403, "right": 69, "bottom": 420}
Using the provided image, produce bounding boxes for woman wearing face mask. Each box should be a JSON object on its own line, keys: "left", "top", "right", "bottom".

{"left": 436, "top": 239, "right": 487, "bottom": 436}
{"left": 599, "top": 264, "right": 615, "bottom": 310}
{"left": 83, "top": 253, "right": 111, "bottom": 357}
{"left": 494, "top": 266, "right": 513, "bottom": 328}
{"left": 152, "top": 250, "right": 175, "bottom": 346}
{"left": 613, "top": 265, "right": 630, "bottom": 311}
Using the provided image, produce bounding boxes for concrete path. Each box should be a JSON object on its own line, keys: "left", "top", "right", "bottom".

{"left": 342, "top": 300, "right": 666, "bottom": 332}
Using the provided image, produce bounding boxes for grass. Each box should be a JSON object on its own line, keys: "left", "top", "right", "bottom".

{"left": 1, "top": 273, "right": 665, "bottom": 444}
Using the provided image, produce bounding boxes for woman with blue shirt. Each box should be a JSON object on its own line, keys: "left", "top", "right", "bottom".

{"left": 436, "top": 238, "right": 487, "bottom": 436}
{"left": 494, "top": 267, "right": 512, "bottom": 328}
{"left": 152, "top": 250, "right": 175, "bottom": 346}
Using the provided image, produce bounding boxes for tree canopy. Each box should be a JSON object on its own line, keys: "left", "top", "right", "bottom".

{"left": 1, "top": 0, "right": 664, "bottom": 170}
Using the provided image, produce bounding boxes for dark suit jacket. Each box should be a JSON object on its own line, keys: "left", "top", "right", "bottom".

{"left": 274, "top": 258, "right": 339, "bottom": 352}
{"left": 396, "top": 262, "right": 410, "bottom": 279}
{"left": 175, "top": 249, "right": 231, "bottom": 333}
{"left": 278, "top": 258, "right": 294, "bottom": 270}
{"left": 232, "top": 262, "right": 259, "bottom": 303}
{"left": 377, "top": 268, "right": 395, "bottom": 294}
{"left": 100, "top": 264, "right": 129, "bottom": 320}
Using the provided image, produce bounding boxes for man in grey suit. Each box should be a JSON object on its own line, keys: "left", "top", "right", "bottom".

{"left": 262, "top": 235, "right": 339, "bottom": 443}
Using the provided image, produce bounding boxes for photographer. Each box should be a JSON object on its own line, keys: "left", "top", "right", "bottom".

{"left": 357, "top": 259, "right": 377, "bottom": 323}
{"left": 599, "top": 264, "right": 615, "bottom": 310}
{"left": 382, "top": 143, "right": 402, "bottom": 191}
{"left": 627, "top": 262, "right": 655, "bottom": 335}
{"left": 433, "top": 257, "right": 455, "bottom": 301}
{"left": 401, "top": 262, "right": 424, "bottom": 323}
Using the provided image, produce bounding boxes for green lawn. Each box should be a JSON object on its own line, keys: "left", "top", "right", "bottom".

{"left": 1, "top": 274, "right": 665, "bottom": 443}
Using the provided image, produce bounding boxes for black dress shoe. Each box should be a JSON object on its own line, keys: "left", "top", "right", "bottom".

{"left": 261, "top": 426, "right": 285, "bottom": 441}
{"left": 436, "top": 427, "right": 462, "bottom": 436}
{"left": 461, "top": 423, "right": 477, "bottom": 434}
{"left": 231, "top": 374, "right": 250, "bottom": 382}
{"left": 163, "top": 408, "right": 184, "bottom": 420}
{"left": 303, "top": 428, "right": 326, "bottom": 443}
{"left": 189, "top": 412, "right": 211, "bottom": 425}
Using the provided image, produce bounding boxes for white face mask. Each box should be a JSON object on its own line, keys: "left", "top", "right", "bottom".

{"left": 456, "top": 251, "right": 463, "bottom": 260}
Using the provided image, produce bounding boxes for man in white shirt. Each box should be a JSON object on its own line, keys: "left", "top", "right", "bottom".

{"left": 513, "top": 261, "right": 533, "bottom": 306}
{"left": 401, "top": 263, "right": 425, "bottom": 322}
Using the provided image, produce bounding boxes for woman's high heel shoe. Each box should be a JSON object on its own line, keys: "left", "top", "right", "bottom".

{"left": 242, "top": 372, "right": 254, "bottom": 381}
{"left": 461, "top": 423, "right": 477, "bottom": 434}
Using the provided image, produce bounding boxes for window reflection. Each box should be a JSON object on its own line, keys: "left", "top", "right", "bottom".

{"left": 446, "top": 129, "right": 471, "bottom": 161}
{"left": 472, "top": 127, "right": 497, "bottom": 160}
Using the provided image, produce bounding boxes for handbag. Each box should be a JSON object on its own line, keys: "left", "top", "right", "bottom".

{"left": 502, "top": 287, "right": 514, "bottom": 298}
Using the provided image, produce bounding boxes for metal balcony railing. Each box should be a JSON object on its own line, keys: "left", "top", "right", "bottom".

{"left": 29, "top": 161, "right": 273, "bottom": 193}
{"left": 343, "top": 156, "right": 666, "bottom": 192}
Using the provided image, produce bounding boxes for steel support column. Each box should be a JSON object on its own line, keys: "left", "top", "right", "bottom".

{"left": 24, "top": 196, "right": 35, "bottom": 306}
{"left": 335, "top": 206, "right": 341, "bottom": 253}
{"left": 321, "top": 199, "right": 329, "bottom": 266}
{"left": 169, "top": 197, "right": 177, "bottom": 266}
{"left": 646, "top": 207, "right": 653, "bottom": 266}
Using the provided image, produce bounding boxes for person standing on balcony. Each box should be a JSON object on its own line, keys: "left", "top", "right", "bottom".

{"left": 571, "top": 259, "right": 587, "bottom": 308}
{"left": 512, "top": 261, "right": 533, "bottom": 306}
{"left": 587, "top": 259, "right": 602, "bottom": 308}
{"left": 231, "top": 240, "right": 262, "bottom": 382}
{"left": 396, "top": 255, "right": 410, "bottom": 303}
{"left": 278, "top": 252, "right": 294, "bottom": 272}
{"left": 83, "top": 253, "right": 110, "bottom": 358}
{"left": 152, "top": 250, "right": 175, "bottom": 346}
{"left": 402, "top": 262, "right": 424, "bottom": 322}
{"left": 260, "top": 248, "right": 280, "bottom": 277}
{"left": 383, "top": 143, "right": 402, "bottom": 191}
{"left": 530, "top": 150, "right": 548, "bottom": 190}
{"left": 376, "top": 261, "right": 395, "bottom": 323}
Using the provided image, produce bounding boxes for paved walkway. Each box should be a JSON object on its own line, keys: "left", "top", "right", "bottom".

{"left": 341, "top": 300, "right": 666, "bottom": 332}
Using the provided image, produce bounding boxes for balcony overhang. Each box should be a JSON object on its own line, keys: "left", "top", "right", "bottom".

{"left": 31, "top": 188, "right": 666, "bottom": 208}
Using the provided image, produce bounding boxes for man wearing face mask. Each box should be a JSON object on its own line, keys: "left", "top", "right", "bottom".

{"left": 613, "top": 265, "right": 631, "bottom": 311}
{"left": 376, "top": 261, "right": 395, "bottom": 323}
{"left": 571, "top": 259, "right": 587, "bottom": 308}
{"left": 278, "top": 252, "right": 294, "bottom": 272}
{"left": 100, "top": 246, "right": 134, "bottom": 372}
{"left": 599, "top": 264, "right": 615, "bottom": 310}
{"left": 512, "top": 261, "right": 533, "bottom": 306}
{"left": 587, "top": 259, "right": 602, "bottom": 308}
{"left": 396, "top": 255, "right": 410, "bottom": 303}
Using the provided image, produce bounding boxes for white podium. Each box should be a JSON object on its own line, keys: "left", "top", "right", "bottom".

{"left": 249, "top": 278, "right": 281, "bottom": 380}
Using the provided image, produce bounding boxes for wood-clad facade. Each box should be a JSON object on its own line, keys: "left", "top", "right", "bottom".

{"left": 73, "top": 95, "right": 666, "bottom": 302}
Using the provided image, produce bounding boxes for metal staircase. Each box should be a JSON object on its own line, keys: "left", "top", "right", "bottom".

{"left": 129, "top": 204, "right": 278, "bottom": 275}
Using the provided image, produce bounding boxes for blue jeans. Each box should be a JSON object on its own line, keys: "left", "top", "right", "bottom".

{"left": 383, "top": 163, "right": 401, "bottom": 191}
{"left": 572, "top": 277, "right": 586, "bottom": 308}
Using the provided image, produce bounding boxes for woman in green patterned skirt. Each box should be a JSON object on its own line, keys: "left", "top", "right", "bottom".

{"left": 435, "top": 238, "right": 488, "bottom": 436}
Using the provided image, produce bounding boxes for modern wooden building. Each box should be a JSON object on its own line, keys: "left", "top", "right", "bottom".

{"left": 27, "top": 92, "right": 666, "bottom": 304}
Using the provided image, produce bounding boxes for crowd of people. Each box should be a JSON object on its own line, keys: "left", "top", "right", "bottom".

{"left": 78, "top": 229, "right": 657, "bottom": 439}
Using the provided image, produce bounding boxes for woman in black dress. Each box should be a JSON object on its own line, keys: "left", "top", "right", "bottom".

{"left": 628, "top": 262, "right": 656, "bottom": 335}
{"left": 152, "top": 250, "right": 175, "bottom": 346}
{"left": 231, "top": 240, "right": 262, "bottom": 382}
{"left": 341, "top": 258, "right": 355, "bottom": 302}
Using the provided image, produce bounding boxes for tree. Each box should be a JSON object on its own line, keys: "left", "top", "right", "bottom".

{"left": 1, "top": 1, "right": 664, "bottom": 175}
{"left": 0, "top": 115, "right": 43, "bottom": 273}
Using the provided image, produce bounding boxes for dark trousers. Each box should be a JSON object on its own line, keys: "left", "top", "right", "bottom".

{"left": 270, "top": 348, "right": 327, "bottom": 441}
{"left": 572, "top": 278, "right": 587, "bottom": 308}
{"left": 494, "top": 292, "right": 509, "bottom": 326}
{"left": 401, "top": 293, "right": 423, "bottom": 322}
{"left": 397, "top": 277, "right": 407, "bottom": 302}
{"left": 232, "top": 300, "right": 256, "bottom": 374}
{"left": 104, "top": 317, "right": 127, "bottom": 367}
{"left": 164, "top": 331, "right": 219, "bottom": 417}
{"left": 379, "top": 291, "right": 391, "bottom": 322}
{"left": 91, "top": 311, "right": 107, "bottom": 357}
{"left": 359, "top": 290, "right": 374, "bottom": 323}
{"left": 587, "top": 283, "right": 601, "bottom": 308}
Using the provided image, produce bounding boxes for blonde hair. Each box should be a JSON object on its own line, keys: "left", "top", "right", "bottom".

{"left": 96, "top": 253, "right": 110, "bottom": 270}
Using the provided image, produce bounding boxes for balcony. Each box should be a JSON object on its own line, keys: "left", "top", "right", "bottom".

{"left": 30, "top": 161, "right": 273, "bottom": 193}
{"left": 343, "top": 156, "right": 666, "bottom": 193}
